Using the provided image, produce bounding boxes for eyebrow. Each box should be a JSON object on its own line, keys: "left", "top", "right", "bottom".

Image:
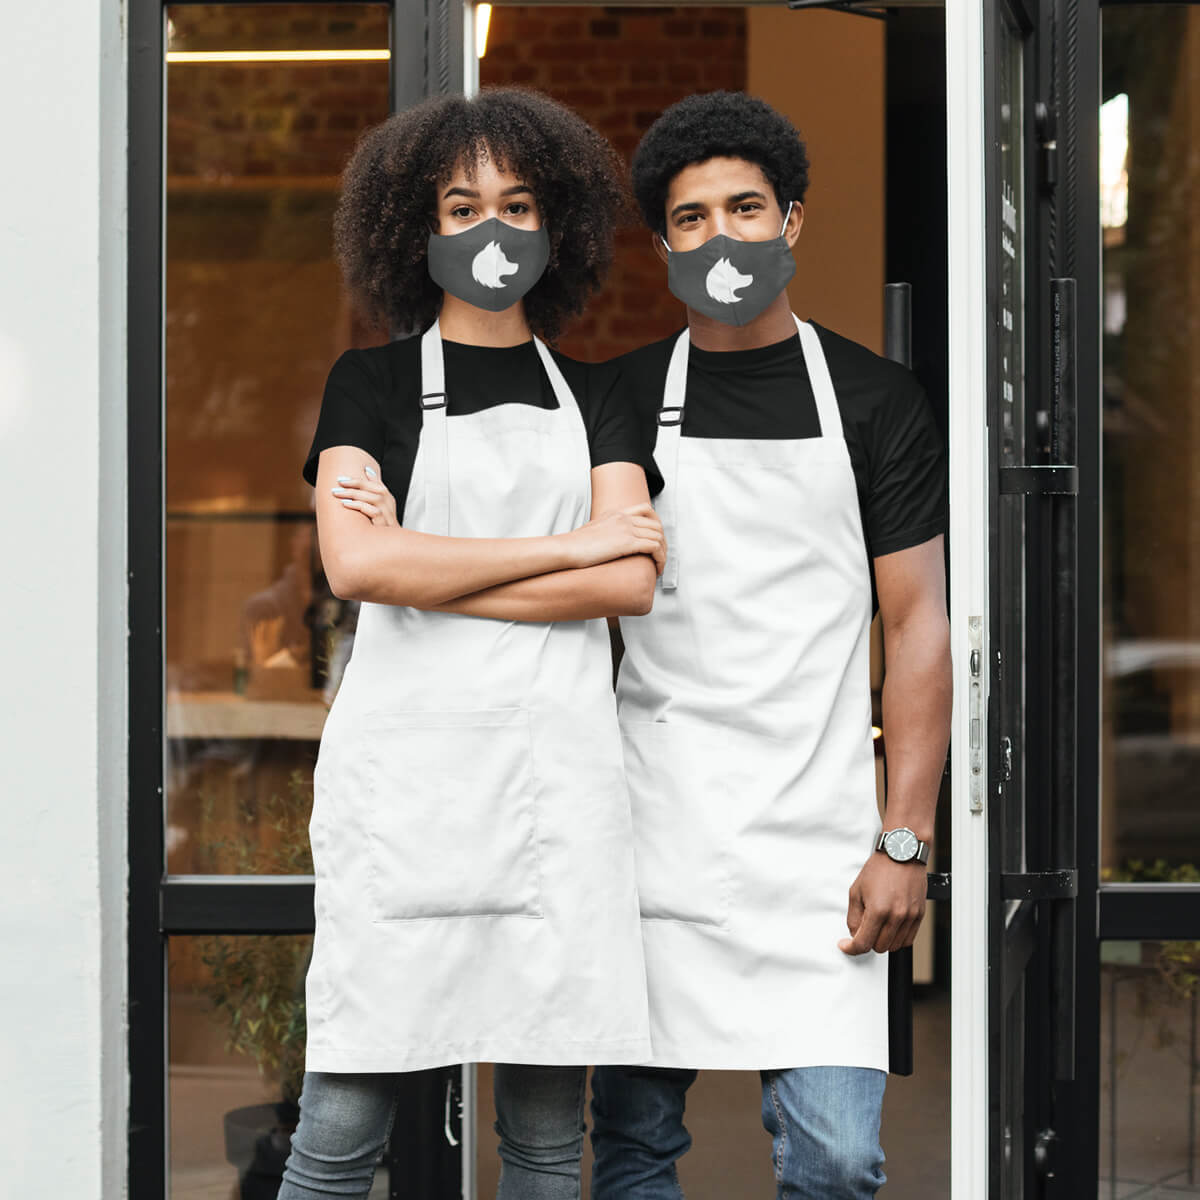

{"left": 442, "top": 184, "right": 534, "bottom": 199}
{"left": 668, "top": 190, "right": 768, "bottom": 221}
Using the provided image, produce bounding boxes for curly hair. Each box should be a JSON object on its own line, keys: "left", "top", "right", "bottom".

{"left": 631, "top": 91, "right": 810, "bottom": 235}
{"left": 333, "top": 88, "right": 627, "bottom": 341}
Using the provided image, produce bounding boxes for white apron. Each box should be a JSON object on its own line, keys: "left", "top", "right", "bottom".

{"left": 304, "top": 322, "right": 652, "bottom": 1073}
{"left": 616, "top": 317, "right": 887, "bottom": 1071}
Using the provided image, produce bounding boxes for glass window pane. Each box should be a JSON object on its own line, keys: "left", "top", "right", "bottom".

{"left": 163, "top": 4, "right": 390, "bottom": 875}
{"left": 168, "top": 934, "right": 395, "bottom": 1198}
{"left": 1100, "top": 940, "right": 1200, "bottom": 1196}
{"left": 1101, "top": 8, "right": 1200, "bottom": 879}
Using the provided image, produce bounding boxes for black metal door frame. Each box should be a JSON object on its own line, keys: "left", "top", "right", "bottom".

{"left": 986, "top": 0, "right": 1200, "bottom": 1193}
{"left": 126, "top": 1, "right": 464, "bottom": 1195}
{"left": 983, "top": 2, "right": 1073, "bottom": 1195}
{"left": 982, "top": 0, "right": 1098, "bottom": 1193}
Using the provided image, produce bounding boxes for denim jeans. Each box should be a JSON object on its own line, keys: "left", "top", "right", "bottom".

{"left": 590, "top": 1066, "right": 887, "bottom": 1200}
{"left": 278, "top": 1064, "right": 587, "bottom": 1199}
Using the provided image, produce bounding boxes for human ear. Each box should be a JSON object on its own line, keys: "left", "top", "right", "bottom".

{"left": 784, "top": 202, "right": 805, "bottom": 248}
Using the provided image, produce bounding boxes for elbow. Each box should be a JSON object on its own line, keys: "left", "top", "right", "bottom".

{"left": 628, "top": 580, "right": 656, "bottom": 617}
{"left": 618, "top": 557, "right": 657, "bottom": 616}
{"left": 323, "top": 545, "right": 367, "bottom": 602}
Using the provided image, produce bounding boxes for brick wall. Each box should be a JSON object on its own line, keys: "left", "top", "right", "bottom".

{"left": 482, "top": 7, "right": 748, "bottom": 361}
{"left": 166, "top": 3, "right": 389, "bottom": 180}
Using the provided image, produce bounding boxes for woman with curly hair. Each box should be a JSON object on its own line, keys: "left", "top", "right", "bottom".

{"left": 280, "top": 89, "right": 662, "bottom": 1199}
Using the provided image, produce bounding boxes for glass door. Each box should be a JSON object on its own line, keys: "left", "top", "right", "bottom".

{"left": 982, "top": 2, "right": 1086, "bottom": 1195}
{"left": 972, "top": 1, "right": 1200, "bottom": 1195}
{"left": 126, "top": 1, "right": 470, "bottom": 1195}
{"left": 947, "top": 0, "right": 1089, "bottom": 1193}
{"left": 1095, "top": 4, "right": 1200, "bottom": 1196}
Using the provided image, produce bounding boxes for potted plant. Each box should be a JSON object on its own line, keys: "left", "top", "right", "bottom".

{"left": 196, "top": 772, "right": 314, "bottom": 1199}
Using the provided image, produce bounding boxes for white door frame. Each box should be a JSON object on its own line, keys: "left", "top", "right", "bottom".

{"left": 945, "top": 1, "right": 991, "bottom": 1196}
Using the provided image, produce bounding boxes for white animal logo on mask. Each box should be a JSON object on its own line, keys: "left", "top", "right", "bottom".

{"left": 705, "top": 257, "right": 754, "bottom": 304}
{"left": 471, "top": 241, "right": 519, "bottom": 289}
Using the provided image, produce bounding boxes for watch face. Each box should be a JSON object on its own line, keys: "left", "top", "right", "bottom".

{"left": 885, "top": 829, "right": 919, "bottom": 862}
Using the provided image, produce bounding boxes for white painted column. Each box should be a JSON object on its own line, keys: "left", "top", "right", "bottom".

{"left": 945, "top": 1, "right": 991, "bottom": 1197}
{"left": 0, "top": 1, "right": 128, "bottom": 1195}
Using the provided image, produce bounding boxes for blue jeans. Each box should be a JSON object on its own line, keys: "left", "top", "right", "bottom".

{"left": 590, "top": 1066, "right": 887, "bottom": 1199}
{"left": 278, "top": 1064, "right": 587, "bottom": 1198}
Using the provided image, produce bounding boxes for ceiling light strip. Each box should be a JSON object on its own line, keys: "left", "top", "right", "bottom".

{"left": 166, "top": 49, "right": 390, "bottom": 64}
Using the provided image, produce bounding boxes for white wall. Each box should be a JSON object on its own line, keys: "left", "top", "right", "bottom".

{"left": 0, "top": 1, "right": 128, "bottom": 1194}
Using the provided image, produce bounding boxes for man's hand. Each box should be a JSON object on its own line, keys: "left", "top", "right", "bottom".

{"left": 838, "top": 851, "right": 928, "bottom": 956}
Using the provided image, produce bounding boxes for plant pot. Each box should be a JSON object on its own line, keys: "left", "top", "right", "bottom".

{"left": 223, "top": 1101, "right": 301, "bottom": 1199}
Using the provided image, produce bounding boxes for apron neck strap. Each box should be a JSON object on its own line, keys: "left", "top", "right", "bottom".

{"left": 793, "top": 317, "right": 843, "bottom": 440}
{"left": 419, "top": 320, "right": 451, "bottom": 536}
{"left": 532, "top": 337, "right": 581, "bottom": 419}
{"left": 654, "top": 330, "right": 690, "bottom": 591}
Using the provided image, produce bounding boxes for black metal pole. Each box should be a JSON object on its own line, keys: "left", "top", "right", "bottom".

{"left": 884, "top": 282, "right": 916, "bottom": 1079}
{"left": 1050, "top": 277, "right": 1078, "bottom": 1084}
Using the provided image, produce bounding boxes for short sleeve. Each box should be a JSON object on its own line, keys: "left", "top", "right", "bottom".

{"left": 582, "top": 361, "right": 666, "bottom": 496}
{"left": 302, "top": 350, "right": 386, "bottom": 486}
{"left": 862, "top": 374, "right": 947, "bottom": 557}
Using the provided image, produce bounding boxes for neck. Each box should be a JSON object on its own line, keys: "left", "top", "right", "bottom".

{"left": 437, "top": 293, "right": 533, "bottom": 346}
{"left": 686, "top": 291, "right": 796, "bottom": 351}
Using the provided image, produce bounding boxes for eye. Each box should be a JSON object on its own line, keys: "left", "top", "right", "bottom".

{"left": 677, "top": 212, "right": 702, "bottom": 227}
{"left": 504, "top": 201, "right": 531, "bottom": 216}
{"left": 733, "top": 202, "right": 763, "bottom": 215}
{"left": 449, "top": 205, "right": 474, "bottom": 220}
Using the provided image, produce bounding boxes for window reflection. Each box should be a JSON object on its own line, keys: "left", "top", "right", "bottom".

{"left": 1100, "top": 941, "right": 1200, "bottom": 1196}
{"left": 163, "top": 4, "right": 390, "bottom": 875}
{"left": 169, "top": 934, "right": 396, "bottom": 1198}
{"left": 1102, "top": 7, "right": 1200, "bottom": 877}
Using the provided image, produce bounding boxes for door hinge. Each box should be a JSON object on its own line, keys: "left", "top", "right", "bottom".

{"left": 998, "top": 464, "right": 1078, "bottom": 495}
{"left": 1001, "top": 869, "right": 1078, "bottom": 901}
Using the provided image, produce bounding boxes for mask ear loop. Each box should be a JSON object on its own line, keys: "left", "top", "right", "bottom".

{"left": 658, "top": 231, "right": 672, "bottom": 256}
{"left": 779, "top": 200, "right": 794, "bottom": 237}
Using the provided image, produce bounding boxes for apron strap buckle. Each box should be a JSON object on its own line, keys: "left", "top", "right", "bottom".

{"left": 421, "top": 391, "right": 448, "bottom": 410}
{"left": 658, "top": 405, "right": 683, "bottom": 427}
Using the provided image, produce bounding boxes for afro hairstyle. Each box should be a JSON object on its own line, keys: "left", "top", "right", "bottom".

{"left": 630, "top": 91, "right": 810, "bottom": 235}
{"left": 334, "top": 88, "right": 627, "bottom": 341}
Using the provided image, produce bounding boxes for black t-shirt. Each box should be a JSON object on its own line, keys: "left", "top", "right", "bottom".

{"left": 303, "top": 336, "right": 656, "bottom": 519}
{"left": 616, "top": 321, "right": 946, "bottom": 569}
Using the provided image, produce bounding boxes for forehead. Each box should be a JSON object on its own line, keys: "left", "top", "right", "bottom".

{"left": 666, "top": 157, "right": 774, "bottom": 205}
{"left": 441, "top": 149, "right": 529, "bottom": 192}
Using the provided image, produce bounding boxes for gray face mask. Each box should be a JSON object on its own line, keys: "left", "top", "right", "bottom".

{"left": 662, "top": 203, "right": 795, "bottom": 326}
{"left": 427, "top": 217, "right": 550, "bottom": 313}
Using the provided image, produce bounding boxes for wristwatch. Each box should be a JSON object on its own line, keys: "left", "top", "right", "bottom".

{"left": 876, "top": 827, "right": 931, "bottom": 865}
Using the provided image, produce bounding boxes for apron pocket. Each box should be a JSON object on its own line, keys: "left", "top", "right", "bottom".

{"left": 361, "top": 707, "right": 543, "bottom": 921}
{"left": 620, "top": 720, "right": 731, "bottom": 928}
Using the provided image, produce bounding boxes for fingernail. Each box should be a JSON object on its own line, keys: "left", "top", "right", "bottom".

{"left": 341, "top": 499, "right": 354, "bottom": 507}
{"left": 337, "top": 476, "right": 352, "bottom": 484}
{"left": 331, "top": 487, "right": 345, "bottom": 495}
{"left": 364, "top": 466, "right": 377, "bottom": 479}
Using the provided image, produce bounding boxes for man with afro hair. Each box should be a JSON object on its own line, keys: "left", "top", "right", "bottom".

{"left": 592, "top": 91, "right": 951, "bottom": 1198}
